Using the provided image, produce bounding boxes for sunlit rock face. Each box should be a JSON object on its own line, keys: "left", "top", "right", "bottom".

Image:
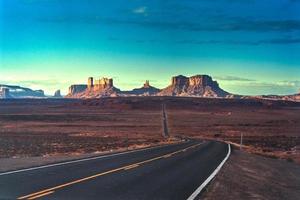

{"left": 158, "top": 75, "right": 229, "bottom": 97}
{"left": 68, "top": 85, "right": 87, "bottom": 96}
{"left": 66, "top": 77, "right": 120, "bottom": 98}
{"left": 91, "top": 78, "right": 114, "bottom": 91}
{"left": 66, "top": 75, "right": 231, "bottom": 98}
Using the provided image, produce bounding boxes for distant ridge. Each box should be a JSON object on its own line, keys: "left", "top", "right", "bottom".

{"left": 0, "top": 85, "right": 45, "bottom": 99}
{"left": 66, "top": 74, "right": 231, "bottom": 98}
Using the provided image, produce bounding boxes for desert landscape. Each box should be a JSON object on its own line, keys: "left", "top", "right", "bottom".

{"left": 1, "top": 0, "right": 300, "bottom": 199}
{"left": 0, "top": 97, "right": 299, "bottom": 163}
{"left": 0, "top": 98, "right": 164, "bottom": 158}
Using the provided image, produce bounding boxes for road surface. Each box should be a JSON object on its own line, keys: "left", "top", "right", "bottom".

{"left": 0, "top": 140, "right": 229, "bottom": 200}
{"left": 161, "top": 103, "right": 169, "bottom": 138}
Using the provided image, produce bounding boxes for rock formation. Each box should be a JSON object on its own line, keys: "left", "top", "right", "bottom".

{"left": 125, "top": 80, "right": 160, "bottom": 96}
{"left": 68, "top": 85, "right": 87, "bottom": 96}
{"left": 248, "top": 91, "right": 300, "bottom": 102}
{"left": 0, "top": 85, "right": 45, "bottom": 98}
{"left": 158, "top": 75, "right": 229, "bottom": 97}
{"left": 66, "top": 77, "right": 120, "bottom": 98}
{"left": 0, "top": 88, "right": 11, "bottom": 99}
{"left": 66, "top": 75, "right": 232, "bottom": 98}
{"left": 285, "top": 94, "right": 300, "bottom": 101}
{"left": 54, "top": 90, "right": 62, "bottom": 98}
{"left": 144, "top": 80, "right": 150, "bottom": 88}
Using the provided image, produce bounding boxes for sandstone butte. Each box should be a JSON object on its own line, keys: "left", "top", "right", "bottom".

{"left": 65, "top": 75, "right": 231, "bottom": 98}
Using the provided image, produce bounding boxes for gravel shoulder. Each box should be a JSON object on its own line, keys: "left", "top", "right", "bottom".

{"left": 203, "top": 148, "right": 300, "bottom": 200}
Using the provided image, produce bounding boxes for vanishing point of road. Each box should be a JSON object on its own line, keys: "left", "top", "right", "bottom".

{"left": 0, "top": 140, "right": 230, "bottom": 200}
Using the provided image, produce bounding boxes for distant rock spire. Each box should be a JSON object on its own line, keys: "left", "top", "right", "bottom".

{"left": 144, "top": 80, "right": 150, "bottom": 88}
{"left": 54, "top": 90, "right": 62, "bottom": 98}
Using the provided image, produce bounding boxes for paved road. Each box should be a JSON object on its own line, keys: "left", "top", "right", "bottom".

{"left": 0, "top": 140, "right": 229, "bottom": 200}
{"left": 161, "top": 103, "right": 169, "bottom": 138}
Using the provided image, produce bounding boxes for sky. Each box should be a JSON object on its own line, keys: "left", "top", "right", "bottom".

{"left": 0, "top": 0, "right": 300, "bottom": 95}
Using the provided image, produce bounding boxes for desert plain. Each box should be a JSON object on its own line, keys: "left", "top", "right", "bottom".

{"left": 1, "top": 97, "right": 300, "bottom": 199}
{"left": 0, "top": 97, "right": 299, "bottom": 163}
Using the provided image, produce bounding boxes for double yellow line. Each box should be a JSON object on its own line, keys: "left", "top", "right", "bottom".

{"left": 18, "top": 143, "right": 201, "bottom": 199}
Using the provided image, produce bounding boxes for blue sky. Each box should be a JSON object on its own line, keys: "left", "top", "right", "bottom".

{"left": 0, "top": 0, "right": 300, "bottom": 95}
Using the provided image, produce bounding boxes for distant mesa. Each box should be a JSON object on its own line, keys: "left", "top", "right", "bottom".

{"left": 66, "top": 74, "right": 231, "bottom": 98}
{"left": 64, "top": 76, "right": 300, "bottom": 101}
{"left": 68, "top": 85, "right": 87, "bottom": 96}
{"left": 54, "top": 90, "right": 62, "bottom": 98}
{"left": 66, "top": 77, "right": 120, "bottom": 98}
{"left": 1, "top": 78, "right": 299, "bottom": 101}
{"left": 0, "top": 85, "right": 45, "bottom": 99}
{"left": 158, "top": 75, "right": 229, "bottom": 97}
{"left": 256, "top": 92, "right": 300, "bottom": 102}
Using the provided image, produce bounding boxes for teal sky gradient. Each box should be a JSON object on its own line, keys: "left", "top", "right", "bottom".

{"left": 1, "top": 0, "right": 300, "bottom": 95}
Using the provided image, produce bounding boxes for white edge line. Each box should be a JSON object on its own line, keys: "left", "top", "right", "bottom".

{"left": 187, "top": 143, "right": 231, "bottom": 200}
{"left": 0, "top": 141, "right": 186, "bottom": 176}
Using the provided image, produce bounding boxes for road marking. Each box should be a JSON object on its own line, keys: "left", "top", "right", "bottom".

{"left": 163, "top": 154, "right": 172, "bottom": 158}
{"left": 18, "top": 143, "right": 201, "bottom": 200}
{"left": 124, "top": 164, "right": 139, "bottom": 170}
{"left": 0, "top": 141, "right": 187, "bottom": 176}
{"left": 17, "top": 168, "right": 123, "bottom": 199}
{"left": 27, "top": 191, "right": 54, "bottom": 200}
{"left": 187, "top": 143, "right": 231, "bottom": 200}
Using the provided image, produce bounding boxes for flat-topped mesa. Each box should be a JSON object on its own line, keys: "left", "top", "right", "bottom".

{"left": 189, "top": 75, "right": 216, "bottom": 87}
{"left": 159, "top": 74, "right": 229, "bottom": 97}
{"left": 170, "top": 75, "right": 217, "bottom": 87}
{"left": 0, "top": 85, "right": 45, "bottom": 98}
{"left": 171, "top": 75, "right": 189, "bottom": 87}
{"left": 88, "top": 77, "right": 114, "bottom": 91}
{"left": 66, "top": 76, "right": 120, "bottom": 98}
{"left": 66, "top": 74, "right": 231, "bottom": 98}
{"left": 68, "top": 85, "right": 87, "bottom": 96}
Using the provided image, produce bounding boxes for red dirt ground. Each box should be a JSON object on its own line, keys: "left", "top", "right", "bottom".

{"left": 0, "top": 97, "right": 299, "bottom": 162}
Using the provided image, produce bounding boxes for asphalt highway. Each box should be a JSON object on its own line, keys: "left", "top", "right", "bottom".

{"left": 0, "top": 140, "right": 229, "bottom": 200}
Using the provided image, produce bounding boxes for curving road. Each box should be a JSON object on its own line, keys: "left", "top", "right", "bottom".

{"left": 0, "top": 140, "right": 229, "bottom": 200}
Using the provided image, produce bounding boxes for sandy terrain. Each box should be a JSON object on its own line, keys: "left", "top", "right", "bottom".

{"left": 0, "top": 99, "right": 166, "bottom": 158}
{"left": 0, "top": 97, "right": 299, "bottom": 162}
{"left": 203, "top": 148, "right": 300, "bottom": 200}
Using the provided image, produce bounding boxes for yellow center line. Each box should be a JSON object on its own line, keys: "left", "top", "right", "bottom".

{"left": 124, "top": 164, "right": 139, "bottom": 170}
{"left": 18, "top": 143, "right": 201, "bottom": 200}
{"left": 163, "top": 154, "right": 172, "bottom": 158}
{"left": 27, "top": 191, "right": 54, "bottom": 200}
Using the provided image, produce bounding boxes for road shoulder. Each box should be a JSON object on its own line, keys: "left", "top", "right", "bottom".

{"left": 202, "top": 148, "right": 300, "bottom": 200}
